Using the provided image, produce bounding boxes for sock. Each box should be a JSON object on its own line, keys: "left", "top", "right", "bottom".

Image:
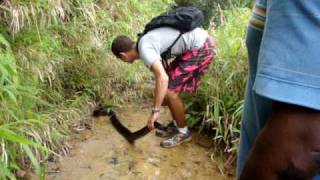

{"left": 177, "top": 126, "right": 188, "bottom": 134}
{"left": 173, "top": 120, "right": 177, "bottom": 127}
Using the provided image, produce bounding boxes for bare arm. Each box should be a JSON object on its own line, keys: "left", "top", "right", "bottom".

{"left": 147, "top": 60, "right": 169, "bottom": 129}
{"left": 150, "top": 60, "right": 169, "bottom": 109}
{"left": 241, "top": 102, "right": 320, "bottom": 179}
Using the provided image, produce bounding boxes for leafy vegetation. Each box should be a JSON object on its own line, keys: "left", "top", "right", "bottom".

{"left": 0, "top": 0, "right": 173, "bottom": 178}
{"left": 0, "top": 0, "right": 252, "bottom": 178}
{"left": 184, "top": 9, "right": 251, "bottom": 169}
{"left": 175, "top": 0, "right": 254, "bottom": 27}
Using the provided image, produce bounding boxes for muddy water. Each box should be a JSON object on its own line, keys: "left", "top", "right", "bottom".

{"left": 47, "top": 106, "right": 232, "bottom": 180}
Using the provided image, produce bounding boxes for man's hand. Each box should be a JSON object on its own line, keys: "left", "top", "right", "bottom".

{"left": 147, "top": 111, "right": 160, "bottom": 130}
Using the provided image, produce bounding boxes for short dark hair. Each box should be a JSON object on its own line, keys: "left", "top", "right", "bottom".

{"left": 111, "top": 35, "right": 135, "bottom": 58}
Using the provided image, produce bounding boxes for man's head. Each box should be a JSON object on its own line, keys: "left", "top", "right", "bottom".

{"left": 111, "top": 35, "right": 138, "bottom": 63}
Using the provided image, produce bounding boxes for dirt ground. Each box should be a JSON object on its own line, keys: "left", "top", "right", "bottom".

{"left": 46, "top": 106, "right": 234, "bottom": 180}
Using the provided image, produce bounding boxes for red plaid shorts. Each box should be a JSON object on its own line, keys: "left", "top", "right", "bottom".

{"left": 167, "top": 36, "right": 215, "bottom": 93}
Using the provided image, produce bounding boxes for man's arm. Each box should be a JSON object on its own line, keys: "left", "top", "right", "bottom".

{"left": 147, "top": 60, "right": 169, "bottom": 129}
{"left": 150, "top": 60, "right": 169, "bottom": 109}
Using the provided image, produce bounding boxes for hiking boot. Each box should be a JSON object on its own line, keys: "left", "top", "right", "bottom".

{"left": 160, "top": 131, "right": 192, "bottom": 148}
{"left": 155, "top": 122, "right": 178, "bottom": 138}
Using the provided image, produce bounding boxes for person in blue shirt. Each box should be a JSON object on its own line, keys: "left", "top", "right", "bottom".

{"left": 236, "top": 0, "right": 271, "bottom": 177}
{"left": 237, "top": 0, "right": 320, "bottom": 179}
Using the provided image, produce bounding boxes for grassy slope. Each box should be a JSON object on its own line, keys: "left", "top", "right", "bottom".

{"left": 0, "top": 0, "right": 250, "bottom": 178}
{"left": 0, "top": 0, "right": 173, "bottom": 178}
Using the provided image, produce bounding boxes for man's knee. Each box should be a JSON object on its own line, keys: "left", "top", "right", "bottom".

{"left": 165, "top": 90, "right": 179, "bottom": 101}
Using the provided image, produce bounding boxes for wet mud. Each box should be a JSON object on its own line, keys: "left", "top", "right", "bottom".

{"left": 47, "top": 106, "right": 233, "bottom": 180}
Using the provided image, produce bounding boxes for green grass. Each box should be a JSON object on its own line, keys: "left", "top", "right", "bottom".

{"left": 184, "top": 8, "right": 251, "bottom": 165}
{"left": 0, "top": 0, "right": 252, "bottom": 177}
{"left": 0, "top": 0, "right": 174, "bottom": 178}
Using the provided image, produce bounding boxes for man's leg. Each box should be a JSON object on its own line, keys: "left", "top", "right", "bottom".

{"left": 160, "top": 90, "right": 191, "bottom": 148}
{"left": 163, "top": 89, "right": 186, "bottom": 128}
{"left": 159, "top": 36, "right": 214, "bottom": 148}
{"left": 155, "top": 90, "right": 185, "bottom": 137}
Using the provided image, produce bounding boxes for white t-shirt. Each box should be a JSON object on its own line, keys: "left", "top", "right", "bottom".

{"left": 138, "top": 27, "right": 208, "bottom": 68}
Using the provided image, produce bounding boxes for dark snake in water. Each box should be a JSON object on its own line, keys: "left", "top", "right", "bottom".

{"left": 92, "top": 106, "right": 168, "bottom": 144}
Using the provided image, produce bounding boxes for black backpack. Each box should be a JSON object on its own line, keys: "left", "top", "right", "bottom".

{"left": 137, "top": 6, "right": 204, "bottom": 69}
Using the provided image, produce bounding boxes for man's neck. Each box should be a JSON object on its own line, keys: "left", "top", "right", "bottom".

{"left": 133, "top": 48, "right": 139, "bottom": 60}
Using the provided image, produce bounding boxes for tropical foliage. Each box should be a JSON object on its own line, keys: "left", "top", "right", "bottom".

{"left": 0, "top": 0, "right": 251, "bottom": 177}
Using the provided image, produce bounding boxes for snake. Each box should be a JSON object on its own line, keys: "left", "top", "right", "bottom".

{"left": 92, "top": 106, "right": 168, "bottom": 144}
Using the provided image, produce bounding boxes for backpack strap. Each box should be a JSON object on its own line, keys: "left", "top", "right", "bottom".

{"left": 161, "top": 32, "right": 183, "bottom": 74}
{"left": 161, "top": 32, "right": 183, "bottom": 60}
{"left": 137, "top": 32, "right": 183, "bottom": 74}
{"left": 136, "top": 33, "right": 143, "bottom": 54}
